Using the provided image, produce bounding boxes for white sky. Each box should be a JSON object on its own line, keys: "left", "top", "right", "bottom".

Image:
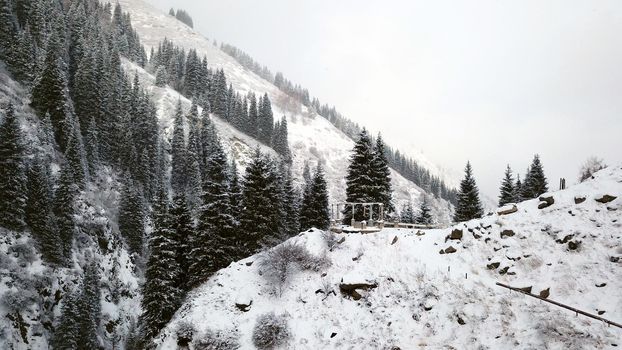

{"left": 148, "top": 0, "right": 622, "bottom": 198}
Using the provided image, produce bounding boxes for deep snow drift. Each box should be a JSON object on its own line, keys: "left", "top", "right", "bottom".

{"left": 156, "top": 165, "right": 622, "bottom": 349}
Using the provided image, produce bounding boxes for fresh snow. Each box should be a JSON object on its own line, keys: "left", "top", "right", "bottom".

{"left": 113, "top": 0, "right": 454, "bottom": 223}
{"left": 157, "top": 165, "right": 622, "bottom": 349}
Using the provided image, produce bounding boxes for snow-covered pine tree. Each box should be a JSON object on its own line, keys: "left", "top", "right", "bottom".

{"left": 0, "top": 0, "right": 17, "bottom": 61}
{"left": 400, "top": 202, "right": 415, "bottom": 224}
{"left": 84, "top": 116, "right": 100, "bottom": 175}
{"left": 343, "top": 129, "right": 375, "bottom": 223}
{"left": 0, "top": 103, "right": 27, "bottom": 230}
{"left": 170, "top": 100, "right": 187, "bottom": 196}
{"left": 371, "top": 134, "right": 393, "bottom": 217}
{"left": 64, "top": 122, "right": 89, "bottom": 188}
{"left": 415, "top": 196, "right": 434, "bottom": 225}
{"left": 26, "top": 158, "right": 62, "bottom": 265}
{"left": 281, "top": 167, "right": 300, "bottom": 237}
{"left": 229, "top": 160, "right": 242, "bottom": 223}
{"left": 514, "top": 174, "right": 523, "bottom": 203}
{"left": 54, "top": 164, "right": 78, "bottom": 265}
{"left": 310, "top": 164, "right": 330, "bottom": 230}
{"left": 140, "top": 189, "right": 183, "bottom": 344}
{"left": 239, "top": 149, "right": 280, "bottom": 258}
{"left": 77, "top": 262, "right": 102, "bottom": 350}
{"left": 498, "top": 165, "right": 515, "bottom": 206}
{"left": 52, "top": 286, "right": 80, "bottom": 349}
{"left": 118, "top": 176, "right": 145, "bottom": 256}
{"left": 155, "top": 65, "right": 168, "bottom": 87}
{"left": 520, "top": 166, "right": 532, "bottom": 200}
{"left": 453, "top": 161, "right": 483, "bottom": 222}
{"left": 523, "top": 154, "right": 548, "bottom": 199}
{"left": 191, "top": 136, "right": 235, "bottom": 287}
{"left": 169, "top": 193, "right": 194, "bottom": 293}
{"left": 272, "top": 116, "right": 292, "bottom": 163}
{"left": 247, "top": 92, "right": 258, "bottom": 137}
{"left": 302, "top": 161, "right": 311, "bottom": 185}
{"left": 257, "top": 93, "right": 274, "bottom": 144}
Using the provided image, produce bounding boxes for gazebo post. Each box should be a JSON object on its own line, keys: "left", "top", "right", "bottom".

{"left": 351, "top": 203, "right": 355, "bottom": 227}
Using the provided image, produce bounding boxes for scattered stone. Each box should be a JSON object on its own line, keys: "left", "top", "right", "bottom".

{"left": 607, "top": 206, "right": 618, "bottom": 211}
{"left": 598, "top": 310, "right": 606, "bottom": 315}
{"left": 610, "top": 256, "right": 620, "bottom": 263}
{"left": 487, "top": 262, "right": 500, "bottom": 270}
{"left": 416, "top": 230, "right": 425, "bottom": 236}
{"left": 517, "top": 286, "right": 532, "bottom": 294}
{"left": 235, "top": 297, "right": 252, "bottom": 312}
{"left": 457, "top": 315, "right": 466, "bottom": 325}
{"left": 500, "top": 230, "right": 515, "bottom": 238}
{"left": 439, "top": 249, "right": 445, "bottom": 255}
{"left": 485, "top": 237, "right": 491, "bottom": 244}
{"left": 538, "top": 195, "right": 555, "bottom": 209}
{"left": 574, "top": 196, "right": 586, "bottom": 204}
{"left": 330, "top": 332, "right": 337, "bottom": 338}
{"left": 497, "top": 204, "right": 518, "bottom": 215}
{"left": 498, "top": 266, "right": 509, "bottom": 275}
{"left": 339, "top": 280, "right": 378, "bottom": 301}
{"left": 556, "top": 234, "right": 574, "bottom": 244}
{"left": 539, "top": 288, "right": 550, "bottom": 299}
{"left": 507, "top": 271, "right": 516, "bottom": 276}
{"left": 595, "top": 195, "right": 617, "bottom": 204}
{"left": 391, "top": 236, "right": 398, "bottom": 245}
{"left": 444, "top": 246, "right": 457, "bottom": 254}
{"left": 472, "top": 232, "right": 482, "bottom": 239}
{"left": 449, "top": 229, "right": 463, "bottom": 240}
{"left": 537, "top": 201, "right": 550, "bottom": 209}
{"left": 568, "top": 240, "right": 581, "bottom": 250}
{"left": 595, "top": 282, "right": 606, "bottom": 288}
{"left": 245, "top": 261, "right": 253, "bottom": 266}
{"left": 337, "top": 236, "right": 346, "bottom": 244}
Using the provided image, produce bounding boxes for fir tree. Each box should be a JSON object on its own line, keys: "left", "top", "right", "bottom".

{"left": 0, "top": 0, "right": 17, "bottom": 61}
{"left": 271, "top": 116, "right": 291, "bottom": 163}
{"left": 140, "top": 189, "right": 183, "bottom": 345}
{"left": 343, "top": 129, "right": 375, "bottom": 223}
{"left": 281, "top": 167, "right": 300, "bottom": 237}
{"left": 170, "top": 100, "right": 187, "bottom": 196}
{"left": 0, "top": 103, "right": 27, "bottom": 230}
{"left": 190, "top": 137, "right": 235, "bottom": 287}
{"left": 52, "top": 287, "right": 80, "bottom": 349}
{"left": 523, "top": 154, "right": 548, "bottom": 199}
{"left": 371, "top": 134, "right": 393, "bottom": 217}
{"left": 300, "top": 164, "right": 330, "bottom": 231}
{"left": 415, "top": 196, "right": 433, "bottom": 225}
{"left": 257, "top": 93, "right": 274, "bottom": 144}
{"left": 77, "top": 262, "right": 102, "bottom": 350}
{"left": 118, "top": 176, "right": 145, "bottom": 256}
{"left": 514, "top": 174, "right": 523, "bottom": 203}
{"left": 453, "top": 162, "right": 483, "bottom": 222}
{"left": 54, "top": 165, "right": 78, "bottom": 265}
{"left": 25, "top": 158, "right": 62, "bottom": 265}
{"left": 229, "top": 160, "right": 242, "bottom": 222}
{"left": 155, "top": 65, "right": 168, "bottom": 87}
{"left": 498, "top": 165, "right": 516, "bottom": 206}
{"left": 169, "top": 193, "right": 193, "bottom": 293}
{"left": 400, "top": 202, "right": 415, "bottom": 224}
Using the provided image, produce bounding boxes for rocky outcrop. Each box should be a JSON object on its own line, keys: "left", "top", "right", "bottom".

{"left": 339, "top": 280, "right": 378, "bottom": 301}
{"left": 500, "top": 230, "right": 515, "bottom": 238}
{"left": 595, "top": 195, "right": 617, "bottom": 204}
{"left": 574, "top": 196, "right": 586, "bottom": 204}
{"left": 497, "top": 204, "right": 518, "bottom": 215}
{"left": 449, "top": 229, "right": 463, "bottom": 240}
{"left": 538, "top": 195, "right": 554, "bottom": 209}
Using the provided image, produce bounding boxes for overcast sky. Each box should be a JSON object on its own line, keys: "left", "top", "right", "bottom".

{"left": 149, "top": 0, "right": 622, "bottom": 199}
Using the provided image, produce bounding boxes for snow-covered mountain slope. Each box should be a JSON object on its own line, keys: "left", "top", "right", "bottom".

{"left": 156, "top": 165, "right": 622, "bottom": 349}
{"left": 113, "top": 0, "right": 453, "bottom": 223}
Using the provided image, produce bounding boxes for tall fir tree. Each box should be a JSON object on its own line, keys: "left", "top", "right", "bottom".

{"left": 0, "top": 103, "right": 27, "bottom": 230}
{"left": 498, "top": 165, "right": 516, "bottom": 206}
{"left": 415, "top": 196, "right": 434, "bottom": 225}
{"left": 118, "top": 176, "right": 145, "bottom": 256}
{"left": 257, "top": 93, "right": 274, "bottom": 144}
{"left": 52, "top": 287, "right": 80, "bottom": 349}
{"left": 140, "top": 188, "right": 183, "bottom": 345}
{"left": 169, "top": 193, "right": 193, "bottom": 293}
{"left": 514, "top": 174, "right": 523, "bottom": 203}
{"left": 76, "top": 262, "right": 102, "bottom": 350}
{"left": 170, "top": 100, "right": 187, "bottom": 196}
{"left": 190, "top": 137, "right": 235, "bottom": 287}
{"left": 453, "top": 162, "right": 483, "bottom": 222}
{"left": 523, "top": 154, "right": 548, "bottom": 199}
{"left": 371, "top": 134, "right": 393, "bottom": 217}
{"left": 53, "top": 165, "right": 78, "bottom": 265}
{"left": 400, "top": 202, "right": 415, "bottom": 224}
{"left": 343, "top": 129, "right": 375, "bottom": 223}
{"left": 300, "top": 164, "right": 330, "bottom": 231}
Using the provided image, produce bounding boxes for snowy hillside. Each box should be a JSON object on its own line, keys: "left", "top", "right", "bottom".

{"left": 112, "top": 0, "right": 454, "bottom": 222}
{"left": 156, "top": 165, "right": 622, "bottom": 349}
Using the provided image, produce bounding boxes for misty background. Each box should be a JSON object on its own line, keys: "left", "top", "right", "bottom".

{"left": 148, "top": 0, "right": 622, "bottom": 199}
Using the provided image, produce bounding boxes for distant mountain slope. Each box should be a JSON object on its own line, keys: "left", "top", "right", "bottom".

{"left": 114, "top": 0, "right": 454, "bottom": 222}
{"left": 156, "top": 165, "right": 622, "bottom": 349}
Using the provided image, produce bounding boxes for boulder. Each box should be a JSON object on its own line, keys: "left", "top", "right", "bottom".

{"left": 449, "top": 229, "right": 463, "bottom": 240}
{"left": 539, "top": 195, "right": 555, "bottom": 206}
{"left": 568, "top": 240, "right": 581, "bottom": 250}
{"left": 444, "top": 246, "right": 457, "bottom": 254}
{"left": 497, "top": 204, "right": 518, "bottom": 215}
{"left": 517, "top": 286, "right": 532, "bottom": 294}
{"left": 595, "top": 195, "right": 617, "bottom": 204}
{"left": 595, "top": 282, "right": 607, "bottom": 287}
{"left": 391, "top": 236, "right": 398, "bottom": 245}
{"left": 339, "top": 279, "right": 378, "bottom": 301}
{"left": 537, "top": 201, "right": 550, "bottom": 209}
{"left": 498, "top": 266, "right": 509, "bottom": 275}
{"left": 574, "top": 196, "right": 586, "bottom": 204}
{"left": 487, "top": 262, "right": 500, "bottom": 270}
{"left": 439, "top": 249, "right": 445, "bottom": 255}
{"left": 337, "top": 236, "right": 346, "bottom": 244}
{"left": 500, "top": 230, "right": 515, "bottom": 238}
{"left": 539, "top": 288, "right": 550, "bottom": 299}
{"left": 416, "top": 230, "right": 425, "bottom": 236}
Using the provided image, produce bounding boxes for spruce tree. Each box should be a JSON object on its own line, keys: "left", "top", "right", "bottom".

{"left": 0, "top": 103, "right": 27, "bottom": 230}
{"left": 371, "top": 134, "right": 393, "bottom": 217}
{"left": 514, "top": 174, "right": 523, "bottom": 203}
{"left": 54, "top": 165, "right": 78, "bottom": 265}
{"left": 415, "top": 196, "right": 433, "bottom": 225}
{"left": 169, "top": 193, "right": 193, "bottom": 293}
{"left": 498, "top": 165, "right": 516, "bottom": 206}
{"left": 77, "top": 262, "right": 102, "bottom": 350}
{"left": 257, "top": 93, "right": 274, "bottom": 144}
{"left": 300, "top": 164, "right": 330, "bottom": 231}
{"left": 26, "top": 159, "right": 62, "bottom": 265}
{"left": 523, "top": 154, "right": 548, "bottom": 199}
{"left": 453, "top": 162, "right": 483, "bottom": 222}
{"left": 170, "top": 100, "right": 187, "bottom": 196}
{"left": 400, "top": 202, "right": 415, "bottom": 224}
{"left": 343, "top": 129, "right": 375, "bottom": 223}
{"left": 140, "top": 189, "right": 183, "bottom": 344}
{"left": 190, "top": 137, "right": 235, "bottom": 287}
{"left": 0, "top": 0, "right": 17, "bottom": 61}
{"left": 118, "top": 176, "right": 145, "bottom": 256}
{"left": 53, "top": 287, "right": 80, "bottom": 349}
{"left": 281, "top": 167, "right": 300, "bottom": 237}
{"left": 229, "top": 160, "right": 242, "bottom": 223}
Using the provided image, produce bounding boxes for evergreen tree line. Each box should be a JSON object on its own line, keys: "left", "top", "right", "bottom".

{"left": 399, "top": 196, "right": 434, "bottom": 225}
{"left": 168, "top": 8, "right": 194, "bottom": 28}
{"left": 219, "top": 41, "right": 457, "bottom": 204}
{"left": 149, "top": 38, "right": 291, "bottom": 161}
{"left": 498, "top": 154, "right": 549, "bottom": 207}
{"left": 342, "top": 129, "right": 395, "bottom": 223}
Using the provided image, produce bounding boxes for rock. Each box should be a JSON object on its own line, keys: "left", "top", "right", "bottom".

{"left": 598, "top": 310, "right": 606, "bottom": 315}
{"left": 415, "top": 230, "right": 425, "bottom": 236}
{"left": 337, "top": 236, "right": 346, "bottom": 244}
{"left": 609, "top": 256, "right": 620, "bottom": 263}
{"left": 539, "top": 195, "right": 555, "bottom": 207}
{"left": 595, "top": 195, "right": 617, "bottom": 204}
{"left": 391, "top": 236, "right": 398, "bottom": 245}
{"left": 330, "top": 332, "right": 337, "bottom": 338}
{"left": 234, "top": 293, "right": 253, "bottom": 312}
{"left": 472, "top": 232, "right": 482, "bottom": 239}
{"left": 339, "top": 278, "right": 378, "bottom": 300}
{"left": 245, "top": 261, "right": 253, "bottom": 266}
{"left": 449, "top": 229, "right": 463, "bottom": 240}
{"left": 444, "top": 246, "right": 457, "bottom": 254}
{"left": 595, "top": 282, "right": 606, "bottom": 287}
{"left": 574, "top": 196, "right": 586, "bottom": 204}
{"left": 498, "top": 266, "right": 509, "bottom": 275}
{"left": 539, "top": 288, "right": 550, "bottom": 299}
{"left": 517, "top": 286, "right": 532, "bottom": 294}
{"left": 555, "top": 234, "right": 574, "bottom": 244}
{"left": 568, "top": 240, "right": 581, "bottom": 250}
{"left": 439, "top": 249, "right": 445, "bottom": 255}
{"left": 537, "top": 201, "right": 550, "bottom": 209}
{"left": 457, "top": 315, "right": 466, "bottom": 325}
{"left": 500, "top": 230, "right": 515, "bottom": 238}
{"left": 487, "top": 262, "right": 500, "bottom": 270}
{"left": 497, "top": 204, "right": 518, "bottom": 215}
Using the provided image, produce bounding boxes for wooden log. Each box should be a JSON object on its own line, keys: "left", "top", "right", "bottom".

{"left": 495, "top": 282, "right": 622, "bottom": 329}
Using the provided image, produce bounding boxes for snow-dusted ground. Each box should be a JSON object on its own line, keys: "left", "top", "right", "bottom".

{"left": 157, "top": 165, "right": 622, "bottom": 349}
{"left": 113, "top": 0, "right": 454, "bottom": 223}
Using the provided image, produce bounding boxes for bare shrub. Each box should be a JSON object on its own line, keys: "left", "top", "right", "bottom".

{"left": 322, "top": 231, "right": 340, "bottom": 251}
{"left": 194, "top": 329, "right": 240, "bottom": 350}
{"left": 259, "top": 241, "right": 330, "bottom": 296}
{"left": 252, "top": 312, "right": 291, "bottom": 350}
{"left": 579, "top": 156, "right": 606, "bottom": 182}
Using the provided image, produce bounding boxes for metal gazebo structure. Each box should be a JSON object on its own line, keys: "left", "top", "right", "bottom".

{"left": 330, "top": 202, "right": 385, "bottom": 232}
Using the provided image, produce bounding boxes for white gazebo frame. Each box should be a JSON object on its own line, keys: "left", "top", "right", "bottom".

{"left": 330, "top": 202, "right": 385, "bottom": 229}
